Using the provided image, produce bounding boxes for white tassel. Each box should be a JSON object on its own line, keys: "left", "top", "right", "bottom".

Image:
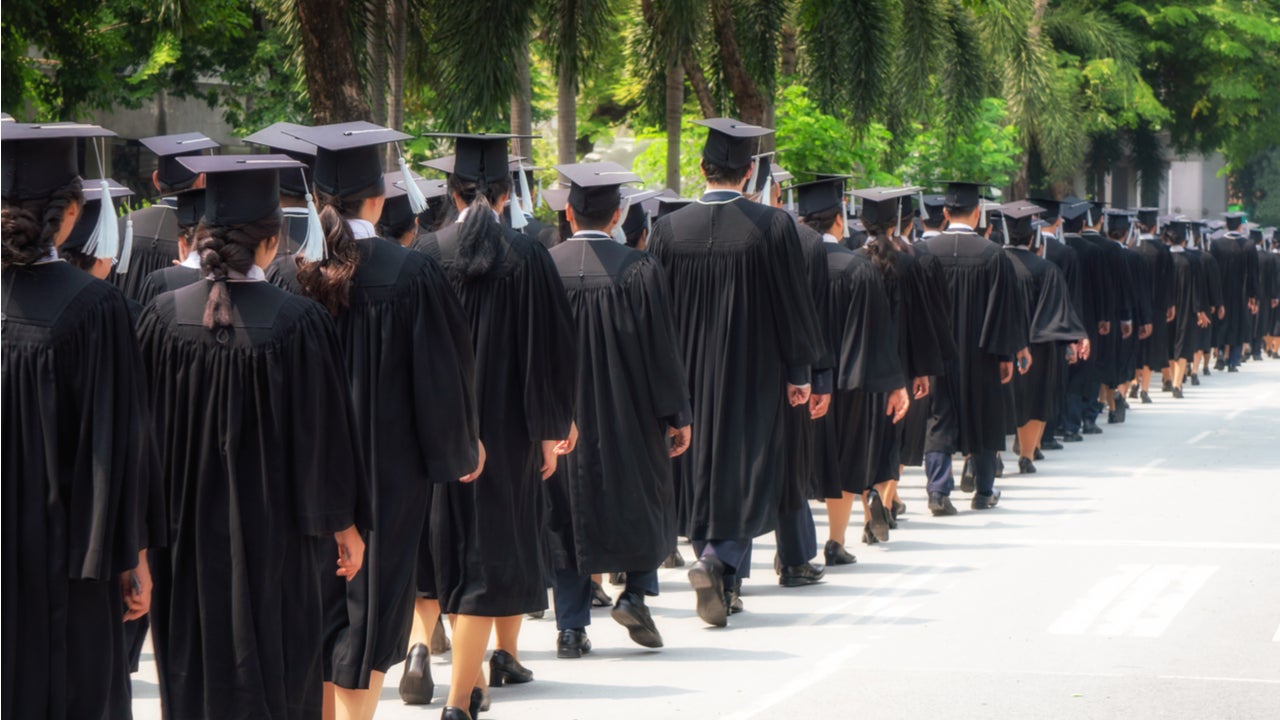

{"left": 399, "top": 153, "right": 427, "bottom": 215}
{"left": 518, "top": 162, "right": 535, "bottom": 217}
{"left": 298, "top": 186, "right": 327, "bottom": 262}
{"left": 1001, "top": 215, "right": 1009, "bottom": 246}
{"left": 509, "top": 199, "right": 528, "bottom": 231}
{"left": 761, "top": 172, "right": 772, "bottom": 207}
{"left": 83, "top": 179, "right": 119, "bottom": 261}
{"left": 535, "top": 178, "right": 544, "bottom": 211}
{"left": 116, "top": 216, "right": 134, "bottom": 274}
{"left": 786, "top": 187, "right": 794, "bottom": 212}
{"left": 842, "top": 200, "right": 850, "bottom": 238}
{"left": 918, "top": 190, "right": 928, "bottom": 221}
{"left": 979, "top": 203, "right": 988, "bottom": 230}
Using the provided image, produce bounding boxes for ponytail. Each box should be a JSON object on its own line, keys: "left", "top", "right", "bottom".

{"left": 863, "top": 219, "right": 900, "bottom": 277}
{"left": 295, "top": 186, "right": 376, "bottom": 315}
{"left": 2, "top": 178, "right": 83, "bottom": 269}
{"left": 195, "top": 213, "right": 281, "bottom": 330}
{"left": 448, "top": 173, "right": 511, "bottom": 282}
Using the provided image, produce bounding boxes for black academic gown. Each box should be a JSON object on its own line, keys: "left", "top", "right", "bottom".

{"left": 273, "top": 235, "right": 480, "bottom": 688}
{"left": 813, "top": 242, "right": 904, "bottom": 498}
{"left": 1209, "top": 233, "right": 1259, "bottom": 348}
{"left": 1086, "top": 235, "right": 1139, "bottom": 387}
{"left": 2, "top": 262, "right": 156, "bottom": 720}
{"left": 1136, "top": 237, "right": 1175, "bottom": 371}
{"left": 917, "top": 229, "right": 1029, "bottom": 455}
{"left": 1004, "top": 247, "right": 1086, "bottom": 425}
{"left": 115, "top": 200, "right": 181, "bottom": 301}
{"left": 1253, "top": 249, "right": 1277, "bottom": 341}
{"left": 1118, "top": 244, "right": 1152, "bottom": 381}
{"left": 1063, "top": 233, "right": 1109, "bottom": 399}
{"left": 1196, "top": 249, "right": 1224, "bottom": 353}
{"left": 783, "top": 223, "right": 834, "bottom": 508}
{"left": 647, "top": 193, "right": 825, "bottom": 542}
{"left": 546, "top": 236, "right": 691, "bottom": 575}
{"left": 419, "top": 223, "right": 577, "bottom": 617}
{"left": 1169, "top": 248, "right": 1208, "bottom": 362}
{"left": 138, "top": 279, "right": 369, "bottom": 720}
{"left": 137, "top": 263, "right": 202, "bottom": 307}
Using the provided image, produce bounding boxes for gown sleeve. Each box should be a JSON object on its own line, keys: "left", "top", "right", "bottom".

{"left": 520, "top": 240, "right": 578, "bottom": 442}
{"left": 1030, "top": 265, "right": 1087, "bottom": 343}
{"left": 627, "top": 255, "right": 692, "bottom": 427}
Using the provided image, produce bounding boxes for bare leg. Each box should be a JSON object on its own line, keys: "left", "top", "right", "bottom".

{"left": 1016, "top": 422, "right": 1043, "bottom": 461}
{"left": 409, "top": 598, "right": 441, "bottom": 648}
{"left": 1171, "top": 359, "right": 1186, "bottom": 388}
{"left": 860, "top": 490, "right": 871, "bottom": 524}
{"left": 1139, "top": 367, "right": 1152, "bottom": 393}
{"left": 333, "top": 671, "right": 386, "bottom": 720}
{"left": 324, "top": 684, "right": 336, "bottom": 720}
{"left": 824, "top": 493, "right": 855, "bottom": 546}
{"left": 447, "top": 615, "right": 493, "bottom": 710}
{"left": 493, "top": 615, "right": 523, "bottom": 658}
{"left": 883, "top": 479, "right": 900, "bottom": 509}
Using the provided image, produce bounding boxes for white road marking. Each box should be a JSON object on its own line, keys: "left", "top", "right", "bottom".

{"left": 1049, "top": 564, "right": 1148, "bottom": 636}
{"left": 1051, "top": 565, "right": 1216, "bottom": 638}
{"left": 719, "top": 643, "right": 864, "bottom": 720}
{"left": 1131, "top": 457, "right": 1167, "bottom": 478}
{"left": 1157, "top": 675, "right": 1280, "bottom": 686}
{"left": 1187, "top": 430, "right": 1211, "bottom": 445}
{"left": 802, "top": 564, "right": 953, "bottom": 627}
{"left": 1273, "top": 622, "right": 1280, "bottom": 643}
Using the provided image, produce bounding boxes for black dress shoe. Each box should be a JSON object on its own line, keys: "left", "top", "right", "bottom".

{"left": 526, "top": 610, "right": 544, "bottom": 620}
{"left": 1171, "top": 386, "right": 1183, "bottom": 398}
{"left": 661, "top": 548, "right": 686, "bottom": 568}
{"left": 1228, "top": 366, "right": 1239, "bottom": 372}
{"left": 1033, "top": 447, "right": 1045, "bottom": 461}
{"left": 1128, "top": 385, "right": 1139, "bottom": 399}
{"left": 780, "top": 561, "right": 825, "bottom": 587}
{"left": 867, "top": 489, "right": 890, "bottom": 542}
{"left": 971, "top": 488, "right": 1001, "bottom": 510}
{"left": 612, "top": 592, "right": 663, "bottom": 648}
{"left": 687, "top": 558, "right": 728, "bottom": 627}
{"left": 823, "top": 540, "right": 857, "bottom": 566}
{"left": 929, "top": 493, "right": 957, "bottom": 516}
{"left": 608, "top": 572, "right": 626, "bottom": 586}
{"left": 995, "top": 455, "right": 1004, "bottom": 478}
{"left": 892, "top": 498, "right": 907, "bottom": 518}
{"left": 861, "top": 522, "right": 880, "bottom": 545}
{"left": 1203, "top": 366, "right": 1212, "bottom": 376}
{"left": 1140, "top": 391, "right": 1152, "bottom": 404}
{"left": 441, "top": 706, "right": 472, "bottom": 720}
{"left": 590, "top": 581, "right": 613, "bottom": 608}
{"left": 1082, "top": 420, "right": 1103, "bottom": 435}
{"left": 1215, "top": 359, "right": 1226, "bottom": 371}
{"left": 1018, "top": 457, "right": 1036, "bottom": 474}
{"left": 726, "top": 579, "right": 744, "bottom": 615}
{"left": 556, "top": 628, "right": 592, "bottom": 659}
{"left": 1189, "top": 373, "right": 1200, "bottom": 386}
{"left": 1061, "top": 431, "right": 1083, "bottom": 442}
{"left": 430, "top": 616, "right": 451, "bottom": 655}
{"left": 399, "top": 643, "right": 434, "bottom": 705}
{"left": 960, "top": 459, "right": 976, "bottom": 493}
{"left": 1041, "top": 437, "right": 1063, "bottom": 450}
{"left": 489, "top": 649, "right": 533, "bottom": 686}
{"left": 1162, "top": 379, "right": 1172, "bottom": 392}
{"left": 470, "top": 686, "right": 486, "bottom": 717}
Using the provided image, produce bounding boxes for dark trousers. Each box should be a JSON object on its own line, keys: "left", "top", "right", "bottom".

{"left": 692, "top": 538, "right": 753, "bottom": 584}
{"left": 925, "top": 451, "right": 996, "bottom": 497}
{"left": 552, "top": 568, "right": 659, "bottom": 631}
{"left": 774, "top": 504, "right": 817, "bottom": 566}
{"left": 968, "top": 452, "right": 998, "bottom": 496}
{"left": 1228, "top": 344, "right": 1243, "bottom": 368}
{"left": 1063, "top": 393, "right": 1085, "bottom": 433}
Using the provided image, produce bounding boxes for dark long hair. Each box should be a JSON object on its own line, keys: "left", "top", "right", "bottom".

{"left": 863, "top": 208, "right": 913, "bottom": 276}
{"left": 1, "top": 178, "right": 84, "bottom": 269}
{"left": 196, "top": 212, "right": 282, "bottom": 330}
{"left": 296, "top": 183, "right": 381, "bottom": 315}
{"left": 448, "top": 173, "right": 512, "bottom": 282}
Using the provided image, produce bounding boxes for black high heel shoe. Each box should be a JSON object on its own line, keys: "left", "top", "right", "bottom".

{"left": 470, "top": 687, "right": 485, "bottom": 718}
{"left": 488, "top": 649, "right": 533, "bottom": 686}
{"left": 867, "top": 489, "right": 890, "bottom": 543}
{"left": 441, "top": 707, "right": 471, "bottom": 720}
{"left": 398, "top": 642, "right": 434, "bottom": 705}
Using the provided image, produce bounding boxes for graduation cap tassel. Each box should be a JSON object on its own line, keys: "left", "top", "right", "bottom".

{"left": 298, "top": 170, "right": 327, "bottom": 263}
{"left": 1001, "top": 215, "right": 1010, "bottom": 246}
{"left": 761, "top": 172, "right": 773, "bottom": 207}
{"left": 518, "top": 163, "right": 535, "bottom": 217}
{"left": 842, "top": 200, "right": 851, "bottom": 238}
{"left": 535, "top": 177, "right": 544, "bottom": 211}
{"left": 398, "top": 149, "right": 428, "bottom": 215}
{"left": 786, "top": 187, "right": 794, "bottom": 212}
{"left": 611, "top": 193, "right": 632, "bottom": 244}
{"left": 116, "top": 215, "right": 134, "bottom": 275}
{"left": 978, "top": 204, "right": 988, "bottom": 230}
{"left": 84, "top": 179, "right": 120, "bottom": 261}
{"left": 918, "top": 190, "right": 928, "bottom": 222}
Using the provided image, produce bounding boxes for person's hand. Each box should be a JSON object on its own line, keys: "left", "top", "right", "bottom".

{"left": 1271, "top": 298, "right": 1278, "bottom": 309}
{"left": 1217, "top": 306, "right": 1225, "bottom": 320}
{"left": 1016, "top": 347, "right": 1033, "bottom": 374}
{"left": 999, "top": 361, "right": 1014, "bottom": 384}
{"left": 787, "top": 384, "right": 811, "bottom": 407}
{"left": 334, "top": 525, "right": 365, "bottom": 581}
{"left": 459, "top": 440, "right": 486, "bottom": 483}
{"left": 1197, "top": 311, "right": 1210, "bottom": 328}
{"left": 1248, "top": 298, "right": 1259, "bottom": 314}
{"left": 808, "top": 393, "right": 831, "bottom": 419}
{"left": 1139, "top": 323, "right": 1153, "bottom": 340}
{"left": 1121, "top": 321, "right": 1133, "bottom": 339}
{"left": 540, "top": 440, "right": 560, "bottom": 479}
{"left": 554, "top": 422, "right": 579, "bottom": 455}
{"left": 886, "top": 387, "right": 910, "bottom": 424}
{"left": 911, "top": 376, "right": 930, "bottom": 400}
{"left": 1167, "top": 306, "right": 1176, "bottom": 323}
{"left": 121, "top": 550, "right": 152, "bottom": 622}
{"left": 1098, "top": 321, "right": 1111, "bottom": 336}
{"left": 1078, "top": 337, "right": 1091, "bottom": 361}
{"left": 668, "top": 425, "right": 691, "bottom": 457}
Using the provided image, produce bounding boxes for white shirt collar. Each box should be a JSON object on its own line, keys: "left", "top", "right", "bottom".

{"left": 1170, "top": 245, "right": 1186, "bottom": 253}
{"left": 948, "top": 223, "right": 974, "bottom": 233}
{"left": 37, "top": 245, "right": 64, "bottom": 265}
{"left": 348, "top": 218, "right": 378, "bottom": 239}
{"left": 568, "top": 231, "right": 612, "bottom": 241}
{"left": 821, "top": 233, "right": 840, "bottom": 244}
{"left": 180, "top": 252, "right": 202, "bottom": 269}
{"left": 921, "top": 230, "right": 941, "bottom": 239}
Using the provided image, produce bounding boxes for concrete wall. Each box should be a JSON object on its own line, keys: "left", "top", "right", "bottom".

{"left": 1167, "top": 152, "right": 1229, "bottom": 219}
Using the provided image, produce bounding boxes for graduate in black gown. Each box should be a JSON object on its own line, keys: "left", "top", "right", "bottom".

{"left": 997, "top": 202, "right": 1085, "bottom": 474}
{"left": 1099, "top": 210, "right": 1151, "bottom": 424}
{"left": 135, "top": 188, "right": 207, "bottom": 306}
{"left": 647, "top": 118, "right": 825, "bottom": 627}
{"left": 3, "top": 121, "right": 158, "bottom": 720}
{"left": 915, "top": 181, "right": 1029, "bottom": 515}
{"left": 1026, "top": 194, "right": 1083, "bottom": 448}
{"left": 264, "top": 123, "right": 482, "bottom": 719}
{"left": 1162, "top": 220, "right": 1212, "bottom": 395}
{"left": 417, "top": 133, "right": 577, "bottom": 720}
{"left": 545, "top": 162, "right": 692, "bottom": 657}
{"left": 793, "top": 182, "right": 908, "bottom": 553}
{"left": 117, "top": 132, "right": 219, "bottom": 300}
{"left": 1132, "top": 208, "right": 1175, "bottom": 403}
{"left": 243, "top": 122, "right": 321, "bottom": 278}
{"left": 1209, "top": 213, "right": 1260, "bottom": 370}
{"left": 1058, "top": 198, "right": 1108, "bottom": 441}
{"left": 852, "top": 187, "right": 953, "bottom": 542}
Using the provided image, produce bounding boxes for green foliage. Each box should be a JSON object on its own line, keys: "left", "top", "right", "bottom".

{"left": 774, "top": 85, "right": 895, "bottom": 184}
{"left": 632, "top": 115, "right": 707, "bottom": 194}
{"left": 897, "top": 97, "right": 1023, "bottom": 188}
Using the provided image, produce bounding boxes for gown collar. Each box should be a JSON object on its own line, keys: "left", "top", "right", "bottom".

{"left": 948, "top": 223, "right": 974, "bottom": 233}
{"left": 180, "top": 252, "right": 202, "bottom": 270}
{"left": 567, "top": 231, "right": 612, "bottom": 242}
{"left": 821, "top": 233, "right": 840, "bottom": 245}
{"left": 699, "top": 189, "right": 744, "bottom": 205}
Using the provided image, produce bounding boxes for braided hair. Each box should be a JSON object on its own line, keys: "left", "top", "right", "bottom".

{"left": 2, "top": 178, "right": 83, "bottom": 269}
{"left": 196, "top": 212, "right": 281, "bottom": 330}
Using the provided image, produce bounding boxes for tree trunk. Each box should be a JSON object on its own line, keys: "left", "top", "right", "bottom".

{"left": 296, "top": 0, "right": 367, "bottom": 123}
{"left": 665, "top": 59, "right": 685, "bottom": 192}
{"left": 780, "top": 26, "right": 798, "bottom": 78}
{"left": 709, "top": 0, "right": 765, "bottom": 124}
{"left": 557, "top": 69, "right": 577, "bottom": 166}
{"left": 367, "top": 0, "right": 388, "bottom": 127}
{"left": 683, "top": 51, "right": 716, "bottom": 117}
{"left": 511, "top": 31, "right": 534, "bottom": 161}
{"left": 388, "top": 0, "right": 406, "bottom": 130}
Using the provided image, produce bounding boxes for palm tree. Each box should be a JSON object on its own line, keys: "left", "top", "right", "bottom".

{"left": 543, "top": 0, "right": 616, "bottom": 166}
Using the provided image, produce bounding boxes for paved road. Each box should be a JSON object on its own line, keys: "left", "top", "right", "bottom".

{"left": 133, "top": 359, "right": 1280, "bottom": 719}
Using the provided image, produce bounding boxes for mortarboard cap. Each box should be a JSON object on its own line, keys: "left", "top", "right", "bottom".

{"left": 139, "top": 132, "right": 219, "bottom": 191}
{"left": 174, "top": 188, "right": 207, "bottom": 229}
{"left": 792, "top": 176, "right": 851, "bottom": 217}
{"left": 1222, "top": 211, "right": 1246, "bottom": 231}
{"left": 942, "top": 181, "right": 991, "bottom": 208}
{"left": 620, "top": 188, "right": 662, "bottom": 238}
{"left": 424, "top": 133, "right": 537, "bottom": 186}
{"left": 1103, "top": 208, "right": 1134, "bottom": 236}
{"left": 542, "top": 187, "right": 571, "bottom": 213}
{"left": 921, "top": 194, "right": 947, "bottom": 221}
{"left": 1026, "top": 192, "right": 1062, "bottom": 221}
{"left": 1059, "top": 196, "right": 1090, "bottom": 221}
{"left": 555, "top": 161, "right": 641, "bottom": 216}
{"left": 243, "top": 122, "right": 318, "bottom": 198}
{"left": 378, "top": 171, "right": 430, "bottom": 237}
{"left": 2, "top": 122, "right": 117, "bottom": 201}
{"left": 852, "top": 186, "right": 919, "bottom": 227}
{"left": 747, "top": 152, "right": 775, "bottom": 195}
{"left": 61, "top": 180, "right": 133, "bottom": 254}
{"left": 176, "top": 154, "right": 303, "bottom": 225}
{"left": 1133, "top": 207, "right": 1160, "bottom": 229}
{"left": 656, "top": 197, "right": 694, "bottom": 219}
{"left": 283, "top": 121, "right": 410, "bottom": 197}
{"left": 694, "top": 118, "right": 773, "bottom": 171}
{"left": 997, "top": 201, "right": 1047, "bottom": 241}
